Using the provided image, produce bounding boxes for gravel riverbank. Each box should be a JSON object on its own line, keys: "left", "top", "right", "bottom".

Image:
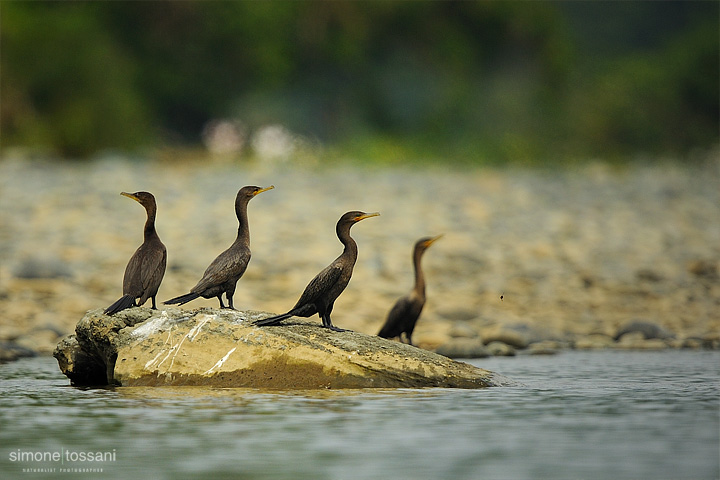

{"left": 1, "top": 155, "right": 718, "bottom": 360}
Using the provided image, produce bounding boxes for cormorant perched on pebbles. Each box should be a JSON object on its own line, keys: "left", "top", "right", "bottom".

{"left": 164, "top": 185, "right": 273, "bottom": 309}
{"left": 377, "top": 235, "right": 442, "bottom": 345}
{"left": 105, "top": 191, "right": 167, "bottom": 315}
{"left": 254, "top": 211, "right": 379, "bottom": 331}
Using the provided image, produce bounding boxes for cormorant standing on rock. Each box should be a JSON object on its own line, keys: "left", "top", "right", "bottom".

{"left": 254, "top": 211, "right": 379, "bottom": 331}
{"left": 377, "top": 235, "right": 442, "bottom": 345}
{"left": 105, "top": 192, "right": 167, "bottom": 315}
{"left": 164, "top": 185, "right": 273, "bottom": 309}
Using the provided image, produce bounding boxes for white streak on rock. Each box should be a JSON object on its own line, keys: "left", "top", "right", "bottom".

{"left": 144, "top": 328, "right": 175, "bottom": 370}
{"left": 161, "top": 315, "right": 213, "bottom": 372}
{"left": 204, "top": 347, "right": 237, "bottom": 375}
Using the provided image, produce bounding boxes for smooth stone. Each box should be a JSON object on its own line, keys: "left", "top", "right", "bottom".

{"left": 12, "top": 257, "right": 73, "bottom": 279}
{"left": 53, "top": 308, "right": 517, "bottom": 389}
{"left": 0, "top": 341, "right": 37, "bottom": 364}
{"left": 613, "top": 320, "right": 675, "bottom": 341}
{"left": 436, "top": 308, "right": 479, "bottom": 322}
{"left": 615, "top": 332, "right": 669, "bottom": 350}
{"left": 681, "top": 338, "right": 704, "bottom": 349}
{"left": 482, "top": 330, "right": 529, "bottom": 350}
{"left": 687, "top": 259, "right": 718, "bottom": 279}
{"left": 573, "top": 334, "right": 615, "bottom": 349}
{"left": 486, "top": 341, "right": 516, "bottom": 357}
{"left": 701, "top": 332, "right": 720, "bottom": 350}
{"left": 526, "top": 341, "right": 561, "bottom": 355}
{"left": 447, "top": 323, "right": 481, "bottom": 339}
{"left": 15, "top": 328, "right": 63, "bottom": 354}
{"left": 434, "top": 338, "right": 491, "bottom": 359}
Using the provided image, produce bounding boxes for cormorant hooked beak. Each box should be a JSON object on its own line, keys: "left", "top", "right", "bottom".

{"left": 424, "top": 234, "right": 443, "bottom": 247}
{"left": 120, "top": 192, "right": 141, "bottom": 203}
{"left": 253, "top": 185, "right": 275, "bottom": 196}
{"left": 355, "top": 212, "right": 380, "bottom": 222}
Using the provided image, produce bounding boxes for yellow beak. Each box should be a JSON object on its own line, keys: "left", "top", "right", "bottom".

{"left": 356, "top": 212, "right": 380, "bottom": 222}
{"left": 120, "top": 192, "right": 140, "bottom": 203}
{"left": 253, "top": 185, "right": 275, "bottom": 196}
{"left": 425, "top": 234, "right": 444, "bottom": 247}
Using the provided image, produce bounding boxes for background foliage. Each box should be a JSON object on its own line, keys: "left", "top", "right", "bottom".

{"left": 1, "top": 1, "right": 717, "bottom": 162}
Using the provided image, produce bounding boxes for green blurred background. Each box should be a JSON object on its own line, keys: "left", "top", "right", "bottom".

{"left": 1, "top": 0, "right": 718, "bottom": 164}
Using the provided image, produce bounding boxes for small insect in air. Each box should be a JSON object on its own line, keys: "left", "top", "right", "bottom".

{"left": 500, "top": 295, "right": 504, "bottom": 301}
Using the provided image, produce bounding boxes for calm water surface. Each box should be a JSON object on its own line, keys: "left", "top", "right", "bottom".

{"left": 1, "top": 351, "right": 718, "bottom": 480}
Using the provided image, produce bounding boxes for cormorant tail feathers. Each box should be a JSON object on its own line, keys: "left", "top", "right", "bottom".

{"left": 254, "top": 312, "right": 293, "bottom": 327}
{"left": 104, "top": 295, "right": 136, "bottom": 315}
{"left": 163, "top": 292, "right": 201, "bottom": 306}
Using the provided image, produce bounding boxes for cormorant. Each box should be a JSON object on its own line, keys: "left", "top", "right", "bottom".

{"left": 254, "top": 211, "right": 379, "bottom": 331}
{"left": 105, "top": 191, "right": 167, "bottom": 315}
{"left": 377, "top": 235, "right": 442, "bottom": 345}
{"left": 164, "top": 185, "right": 273, "bottom": 309}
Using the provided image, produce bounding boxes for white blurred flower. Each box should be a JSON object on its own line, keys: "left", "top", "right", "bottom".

{"left": 202, "top": 119, "right": 245, "bottom": 155}
{"left": 250, "top": 124, "right": 296, "bottom": 161}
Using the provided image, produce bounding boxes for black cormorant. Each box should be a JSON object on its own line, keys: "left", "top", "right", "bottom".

{"left": 105, "top": 191, "right": 167, "bottom": 315}
{"left": 377, "top": 235, "right": 442, "bottom": 345}
{"left": 164, "top": 185, "right": 273, "bottom": 309}
{"left": 254, "top": 211, "right": 379, "bottom": 331}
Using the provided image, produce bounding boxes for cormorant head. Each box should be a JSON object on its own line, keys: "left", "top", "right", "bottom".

{"left": 340, "top": 211, "right": 380, "bottom": 225}
{"left": 238, "top": 185, "right": 275, "bottom": 201}
{"left": 415, "top": 234, "right": 443, "bottom": 252}
{"left": 120, "top": 191, "right": 156, "bottom": 209}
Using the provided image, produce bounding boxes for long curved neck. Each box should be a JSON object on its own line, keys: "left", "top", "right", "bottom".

{"left": 412, "top": 247, "right": 426, "bottom": 297}
{"left": 143, "top": 203, "right": 158, "bottom": 241}
{"left": 234, "top": 198, "right": 250, "bottom": 245}
{"left": 337, "top": 223, "right": 358, "bottom": 262}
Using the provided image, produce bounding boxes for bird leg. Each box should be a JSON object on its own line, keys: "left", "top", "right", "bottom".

{"left": 151, "top": 297, "right": 158, "bottom": 310}
{"left": 217, "top": 296, "right": 228, "bottom": 309}
{"left": 222, "top": 284, "right": 240, "bottom": 310}
{"left": 226, "top": 294, "right": 237, "bottom": 310}
{"left": 322, "top": 313, "right": 348, "bottom": 332}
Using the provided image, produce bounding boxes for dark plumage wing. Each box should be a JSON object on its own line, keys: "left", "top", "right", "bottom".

{"left": 192, "top": 246, "right": 250, "bottom": 293}
{"left": 140, "top": 243, "right": 167, "bottom": 301}
{"left": 380, "top": 290, "right": 425, "bottom": 338}
{"left": 292, "top": 262, "right": 344, "bottom": 311}
{"left": 122, "top": 246, "right": 146, "bottom": 297}
{"left": 123, "top": 241, "right": 166, "bottom": 300}
{"left": 378, "top": 294, "right": 415, "bottom": 338}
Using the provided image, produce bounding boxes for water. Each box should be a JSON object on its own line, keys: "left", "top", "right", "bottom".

{"left": 1, "top": 351, "right": 718, "bottom": 480}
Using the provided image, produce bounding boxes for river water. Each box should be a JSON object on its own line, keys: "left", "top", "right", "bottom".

{"left": 1, "top": 351, "right": 718, "bottom": 480}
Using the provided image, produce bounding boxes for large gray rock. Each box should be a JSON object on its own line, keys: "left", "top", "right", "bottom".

{"left": 613, "top": 320, "right": 675, "bottom": 341}
{"left": 54, "top": 308, "right": 517, "bottom": 389}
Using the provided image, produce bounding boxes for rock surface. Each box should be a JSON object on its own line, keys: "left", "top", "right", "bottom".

{"left": 54, "top": 308, "right": 517, "bottom": 389}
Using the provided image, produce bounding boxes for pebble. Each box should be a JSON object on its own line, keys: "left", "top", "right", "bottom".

{"left": 0, "top": 341, "right": 36, "bottom": 363}
{"left": 615, "top": 332, "right": 669, "bottom": 350}
{"left": 613, "top": 320, "right": 675, "bottom": 341}
{"left": 526, "top": 341, "right": 562, "bottom": 355}
{"left": 481, "top": 329, "right": 529, "bottom": 350}
{"left": 447, "top": 322, "right": 480, "bottom": 339}
{"left": 485, "top": 341, "right": 516, "bottom": 357}
{"left": 435, "top": 338, "right": 490, "bottom": 359}
{"left": 574, "top": 334, "right": 615, "bottom": 350}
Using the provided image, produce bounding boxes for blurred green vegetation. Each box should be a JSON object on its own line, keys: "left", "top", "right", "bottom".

{"left": 1, "top": 1, "right": 717, "bottom": 163}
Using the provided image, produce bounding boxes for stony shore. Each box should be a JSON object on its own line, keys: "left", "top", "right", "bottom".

{"left": 1, "top": 155, "right": 719, "bottom": 362}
